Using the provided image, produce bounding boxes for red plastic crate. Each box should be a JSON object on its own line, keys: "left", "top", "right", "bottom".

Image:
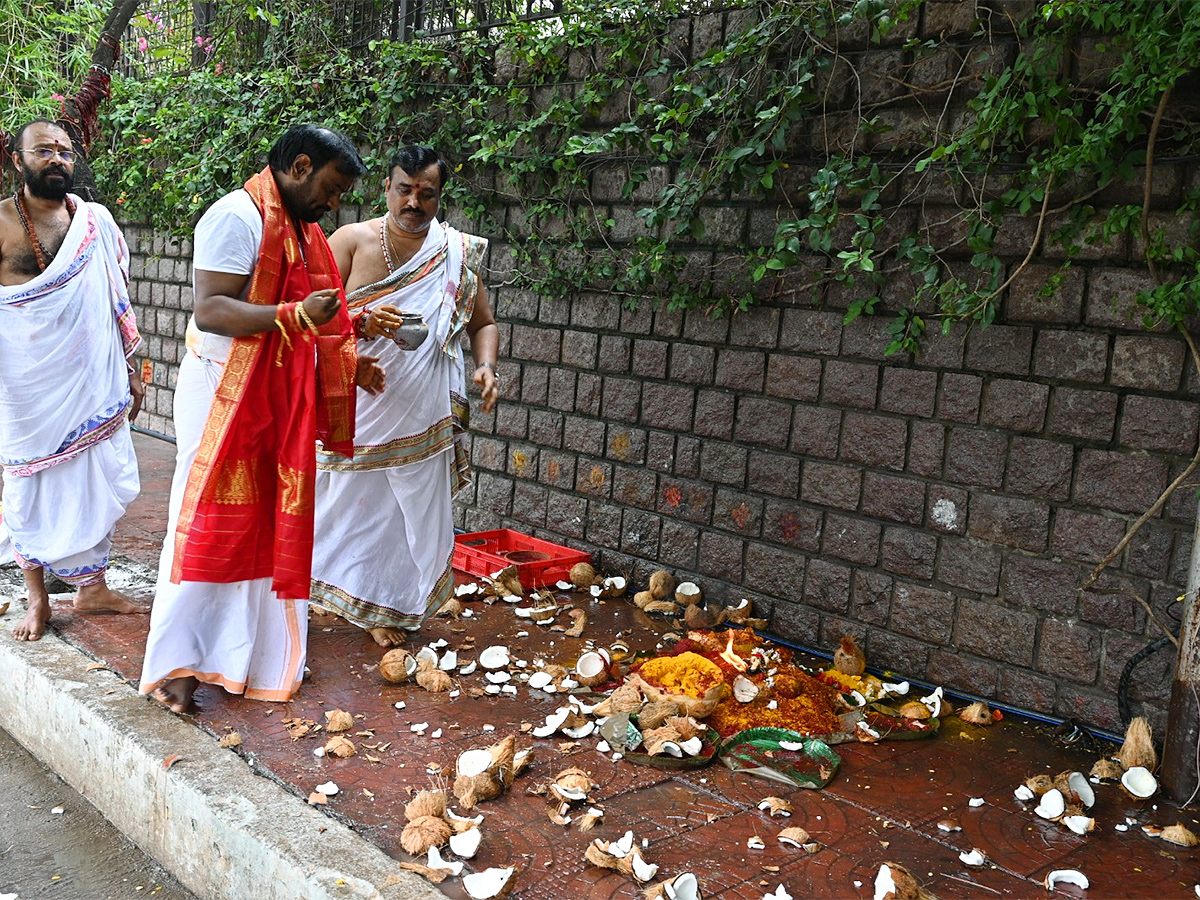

{"left": 452, "top": 529, "right": 591, "bottom": 587}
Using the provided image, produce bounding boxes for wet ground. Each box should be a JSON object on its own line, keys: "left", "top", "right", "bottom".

{"left": 3, "top": 432, "right": 1199, "bottom": 899}
{"left": 0, "top": 726, "right": 195, "bottom": 899}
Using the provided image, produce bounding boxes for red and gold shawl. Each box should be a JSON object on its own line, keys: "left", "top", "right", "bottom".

{"left": 170, "top": 168, "right": 357, "bottom": 599}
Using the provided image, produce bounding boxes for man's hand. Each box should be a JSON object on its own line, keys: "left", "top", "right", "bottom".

{"left": 364, "top": 304, "right": 404, "bottom": 339}
{"left": 302, "top": 288, "right": 342, "bottom": 326}
{"left": 128, "top": 371, "right": 145, "bottom": 422}
{"left": 356, "top": 355, "right": 386, "bottom": 395}
{"left": 472, "top": 364, "right": 499, "bottom": 414}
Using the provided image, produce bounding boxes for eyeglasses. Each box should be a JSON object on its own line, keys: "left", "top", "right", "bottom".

{"left": 17, "top": 147, "right": 76, "bottom": 163}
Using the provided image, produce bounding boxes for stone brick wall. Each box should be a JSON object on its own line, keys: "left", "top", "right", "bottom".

{"left": 121, "top": 2, "right": 1196, "bottom": 735}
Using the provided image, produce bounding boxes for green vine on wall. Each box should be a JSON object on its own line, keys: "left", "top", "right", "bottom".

{"left": 77, "top": 0, "right": 1200, "bottom": 337}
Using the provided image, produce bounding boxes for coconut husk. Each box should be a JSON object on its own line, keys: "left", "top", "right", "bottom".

{"left": 630, "top": 672, "right": 729, "bottom": 719}
{"left": 1024, "top": 774, "right": 1054, "bottom": 796}
{"left": 454, "top": 771, "right": 502, "bottom": 808}
{"left": 1051, "top": 771, "right": 1075, "bottom": 797}
{"left": 593, "top": 680, "right": 645, "bottom": 717}
{"left": 632, "top": 590, "right": 655, "bottom": 610}
{"left": 958, "top": 701, "right": 992, "bottom": 725}
{"left": 584, "top": 841, "right": 657, "bottom": 883}
{"left": 404, "top": 790, "right": 449, "bottom": 822}
{"left": 1118, "top": 716, "right": 1157, "bottom": 772}
{"left": 833, "top": 635, "right": 866, "bottom": 677}
{"left": 683, "top": 603, "right": 718, "bottom": 629}
{"left": 638, "top": 698, "right": 682, "bottom": 730}
{"left": 416, "top": 661, "right": 453, "bottom": 693}
{"left": 648, "top": 569, "right": 675, "bottom": 600}
{"left": 489, "top": 735, "right": 517, "bottom": 786}
{"left": 497, "top": 565, "right": 524, "bottom": 597}
{"left": 324, "top": 709, "right": 354, "bottom": 733}
{"left": 642, "top": 724, "right": 683, "bottom": 756}
{"left": 380, "top": 648, "right": 416, "bottom": 683}
{"left": 513, "top": 747, "right": 533, "bottom": 779}
{"left": 400, "top": 815, "right": 453, "bottom": 855}
{"left": 554, "top": 766, "right": 594, "bottom": 795}
{"left": 643, "top": 600, "right": 679, "bottom": 615}
{"left": 399, "top": 861, "right": 455, "bottom": 883}
{"left": 666, "top": 716, "right": 705, "bottom": 742}
{"left": 324, "top": 735, "right": 356, "bottom": 758}
{"left": 1090, "top": 758, "right": 1124, "bottom": 781}
{"left": 878, "top": 862, "right": 938, "bottom": 900}
{"left": 570, "top": 562, "right": 598, "bottom": 588}
{"left": 437, "top": 597, "right": 464, "bottom": 618}
{"left": 1160, "top": 823, "right": 1200, "bottom": 847}
{"left": 564, "top": 609, "right": 587, "bottom": 637}
{"left": 578, "top": 808, "right": 603, "bottom": 832}
{"left": 898, "top": 701, "right": 932, "bottom": 720}
{"left": 759, "top": 796, "right": 793, "bottom": 817}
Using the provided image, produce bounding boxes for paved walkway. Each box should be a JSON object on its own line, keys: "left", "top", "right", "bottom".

{"left": 1, "top": 432, "right": 1198, "bottom": 900}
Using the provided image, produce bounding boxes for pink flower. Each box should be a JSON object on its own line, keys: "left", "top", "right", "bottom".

{"left": 137, "top": 36, "right": 148, "bottom": 52}
{"left": 214, "top": 62, "right": 224, "bottom": 74}
{"left": 51, "top": 92, "right": 64, "bottom": 101}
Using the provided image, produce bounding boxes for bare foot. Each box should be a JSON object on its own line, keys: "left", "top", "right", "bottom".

{"left": 152, "top": 676, "right": 198, "bottom": 713}
{"left": 368, "top": 626, "right": 407, "bottom": 647}
{"left": 13, "top": 595, "right": 52, "bottom": 641}
{"left": 73, "top": 582, "right": 149, "bottom": 614}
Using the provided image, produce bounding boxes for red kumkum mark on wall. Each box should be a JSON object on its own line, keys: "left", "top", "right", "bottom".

{"left": 662, "top": 485, "right": 682, "bottom": 509}
{"left": 730, "top": 501, "right": 752, "bottom": 529}
{"left": 778, "top": 511, "right": 799, "bottom": 542}
{"left": 546, "top": 460, "right": 560, "bottom": 483}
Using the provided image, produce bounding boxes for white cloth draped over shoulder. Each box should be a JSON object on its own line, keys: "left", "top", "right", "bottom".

{"left": 310, "top": 218, "right": 486, "bottom": 631}
{"left": 0, "top": 196, "right": 141, "bottom": 585}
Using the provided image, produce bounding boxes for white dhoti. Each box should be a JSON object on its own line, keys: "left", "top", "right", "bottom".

{"left": 139, "top": 352, "right": 307, "bottom": 701}
{"left": 0, "top": 195, "right": 142, "bottom": 587}
{"left": 0, "top": 427, "right": 139, "bottom": 587}
{"left": 311, "top": 219, "right": 485, "bottom": 632}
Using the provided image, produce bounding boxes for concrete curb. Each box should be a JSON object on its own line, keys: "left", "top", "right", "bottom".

{"left": 0, "top": 594, "right": 442, "bottom": 900}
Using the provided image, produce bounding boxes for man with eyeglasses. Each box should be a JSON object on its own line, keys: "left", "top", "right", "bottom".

{"left": 0, "top": 118, "right": 146, "bottom": 641}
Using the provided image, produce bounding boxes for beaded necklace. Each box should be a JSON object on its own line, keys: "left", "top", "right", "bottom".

{"left": 13, "top": 189, "right": 77, "bottom": 273}
{"left": 379, "top": 215, "right": 400, "bottom": 273}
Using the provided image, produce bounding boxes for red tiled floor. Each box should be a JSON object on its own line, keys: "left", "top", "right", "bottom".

{"left": 19, "top": 433, "right": 1200, "bottom": 900}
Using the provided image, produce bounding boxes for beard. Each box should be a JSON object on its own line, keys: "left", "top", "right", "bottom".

{"left": 24, "top": 164, "right": 74, "bottom": 201}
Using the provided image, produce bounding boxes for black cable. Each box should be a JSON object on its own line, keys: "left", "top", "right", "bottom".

{"left": 1118, "top": 635, "right": 1173, "bottom": 731}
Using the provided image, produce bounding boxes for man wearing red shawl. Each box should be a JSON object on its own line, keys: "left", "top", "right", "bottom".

{"left": 139, "top": 125, "right": 382, "bottom": 712}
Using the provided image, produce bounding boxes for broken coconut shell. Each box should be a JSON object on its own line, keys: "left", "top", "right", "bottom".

{"left": 674, "top": 582, "right": 702, "bottom": 606}
{"left": 897, "top": 701, "right": 932, "bottom": 720}
{"left": 380, "top": 648, "right": 418, "bottom": 683}
{"left": 648, "top": 569, "right": 675, "bottom": 600}
{"left": 575, "top": 649, "right": 612, "bottom": 688}
{"left": 1090, "top": 758, "right": 1124, "bottom": 781}
{"left": 958, "top": 701, "right": 993, "bottom": 725}
{"left": 323, "top": 735, "right": 356, "bottom": 758}
{"left": 416, "top": 660, "right": 453, "bottom": 692}
{"left": 404, "top": 789, "right": 448, "bottom": 822}
{"left": 643, "top": 599, "right": 680, "bottom": 615}
{"left": 462, "top": 866, "right": 516, "bottom": 900}
{"left": 683, "top": 604, "right": 719, "bottom": 629}
{"left": 1121, "top": 765, "right": 1158, "bottom": 799}
{"left": 437, "top": 597, "right": 464, "bottom": 618}
{"left": 400, "top": 815, "right": 452, "bottom": 855}
{"left": 1118, "top": 716, "right": 1157, "bottom": 772}
{"left": 1160, "top": 823, "right": 1200, "bottom": 847}
{"left": 638, "top": 698, "right": 682, "bottom": 730}
{"left": 642, "top": 872, "right": 700, "bottom": 900}
{"left": 874, "top": 862, "right": 936, "bottom": 900}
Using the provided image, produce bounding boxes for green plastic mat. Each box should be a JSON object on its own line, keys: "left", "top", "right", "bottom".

{"left": 718, "top": 727, "right": 841, "bottom": 788}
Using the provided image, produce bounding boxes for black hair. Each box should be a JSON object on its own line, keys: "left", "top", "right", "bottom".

{"left": 267, "top": 125, "right": 366, "bottom": 178}
{"left": 10, "top": 119, "right": 70, "bottom": 155}
{"left": 388, "top": 146, "right": 449, "bottom": 188}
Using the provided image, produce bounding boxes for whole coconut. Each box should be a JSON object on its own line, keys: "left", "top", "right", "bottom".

{"left": 380, "top": 648, "right": 417, "bottom": 683}
{"left": 569, "top": 562, "right": 597, "bottom": 588}
{"left": 648, "top": 569, "right": 675, "bottom": 600}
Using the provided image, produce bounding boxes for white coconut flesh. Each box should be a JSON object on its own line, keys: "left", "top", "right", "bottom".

{"left": 528, "top": 671, "right": 554, "bottom": 690}
{"left": 959, "top": 849, "right": 985, "bottom": 867}
{"left": 1063, "top": 815, "right": 1094, "bottom": 835}
{"left": 1014, "top": 784, "right": 1035, "bottom": 801}
{"left": 438, "top": 650, "right": 458, "bottom": 671}
{"left": 564, "top": 721, "right": 596, "bottom": 739}
{"left": 1034, "top": 788, "right": 1065, "bottom": 820}
{"left": 679, "top": 736, "right": 703, "bottom": 756}
{"left": 446, "top": 809, "right": 483, "bottom": 828}
{"left": 532, "top": 708, "right": 571, "bottom": 738}
{"left": 920, "top": 686, "right": 944, "bottom": 716}
{"left": 449, "top": 827, "right": 482, "bottom": 858}
{"left": 1044, "top": 870, "right": 1089, "bottom": 891}
{"left": 485, "top": 670, "right": 512, "bottom": 684}
{"left": 677, "top": 582, "right": 701, "bottom": 599}
{"left": 416, "top": 646, "right": 439, "bottom": 666}
{"left": 873, "top": 865, "right": 898, "bottom": 900}
{"left": 463, "top": 866, "right": 515, "bottom": 899}
{"left": 575, "top": 650, "right": 609, "bottom": 681}
{"left": 459, "top": 661, "right": 478, "bottom": 675}
{"left": 1067, "top": 771, "right": 1095, "bottom": 808}
{"left": 883, "top": 680, "right": 910, "bottom": 695}
{"left": 663, "top": 872, "right": 699, "bottom": 900}
{"left": 456, "top": 748, "right": 495, "bottom": 778}
{"left": 733, "top": 675, "right": 759, "bottom": 703}
{"left": 479, "top": 646, "right": 511, "bottom": 669}
{"left": 455, "top": 583, "right": 480, "bottom": 597}
{"left": 426, "top": 845, "right": 464, "bottom": 876}
{"left": 630, "top": 851, "right": 659, "bottom": 882}
{"left": 1121, "top": 765, "right": 1157, "bottom": 798}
